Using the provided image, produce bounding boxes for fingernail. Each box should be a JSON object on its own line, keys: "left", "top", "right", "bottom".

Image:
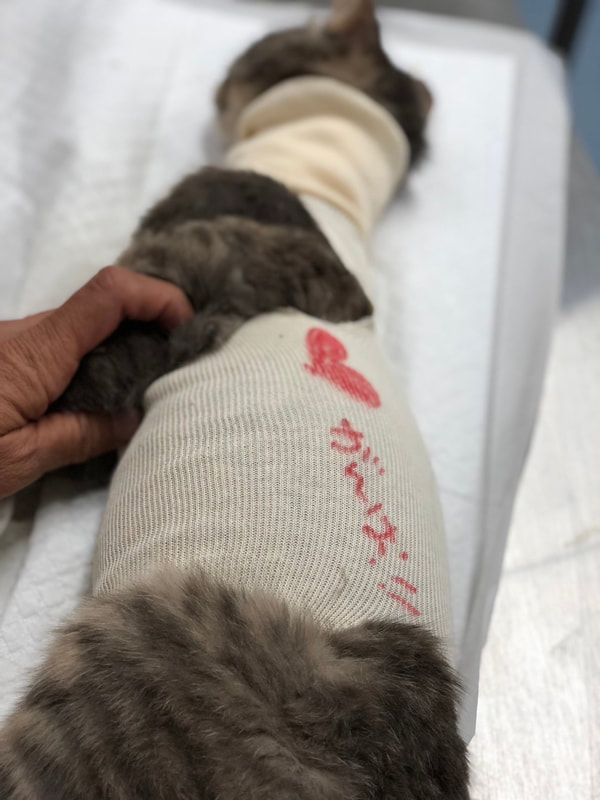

{"left": 113, "top": 410, "right": 142, "bottom": 441}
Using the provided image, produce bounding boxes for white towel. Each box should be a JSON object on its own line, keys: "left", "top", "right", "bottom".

{"left": 0, "top": 2, "right": 568, "bottom": 739}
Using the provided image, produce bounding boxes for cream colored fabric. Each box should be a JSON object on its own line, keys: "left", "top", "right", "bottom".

{"left": 226, "top": 76, "right": 410, "bottom": 235}
{"left": 93, "top": 78, "right": 452, "bottom": 647}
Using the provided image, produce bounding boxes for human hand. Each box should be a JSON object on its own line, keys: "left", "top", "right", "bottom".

{"left": 0, "top": 267, "right": 194, "bottom": 499}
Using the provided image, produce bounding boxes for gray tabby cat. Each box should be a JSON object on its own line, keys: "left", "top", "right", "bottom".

{"left": 0, "top": 1, "right": 470, "bottom": 797}
{"left": 52, "top": 0, "right": 431, "bottom": 414}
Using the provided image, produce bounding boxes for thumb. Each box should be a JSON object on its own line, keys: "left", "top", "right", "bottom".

{"left": 0, "top": 411, "right": 141, "bottom": 498}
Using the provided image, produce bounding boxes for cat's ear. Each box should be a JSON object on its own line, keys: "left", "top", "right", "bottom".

{"left": 326, "top": 0, "right": 379, "bottom": 40}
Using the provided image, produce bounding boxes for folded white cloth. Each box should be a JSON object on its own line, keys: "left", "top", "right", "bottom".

{"left": 94, "top": 77, "right": 452, "bottom": 647}
{"left": 95, "top": 312, "right": 453, "bottom": 643}
{"left": 227, "top": 76, "right": 410, "bottom": 236}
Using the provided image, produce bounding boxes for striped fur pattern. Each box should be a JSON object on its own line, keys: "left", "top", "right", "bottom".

{"left": 0, "top": 570, "right": 468, "bottom": 799}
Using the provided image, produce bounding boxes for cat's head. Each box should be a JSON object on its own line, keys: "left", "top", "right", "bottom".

{"left": 216, "top": 0, "right": 432, "bottom": 164}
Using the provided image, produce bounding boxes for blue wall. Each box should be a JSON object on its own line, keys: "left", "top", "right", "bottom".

{"left": 519, "top": 0, "right": 600, "bottom": 172}
{"left": 518, "top": 0, "right": 559, "bottom": 37}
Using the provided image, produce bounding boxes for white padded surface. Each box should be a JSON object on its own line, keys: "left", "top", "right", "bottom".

{"left": 0, "top": 0, "right": 568, "bottom": 737}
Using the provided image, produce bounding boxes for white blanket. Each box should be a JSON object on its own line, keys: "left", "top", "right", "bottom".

{"left": 0, "top": 0, "right": 568, "bottom": 738}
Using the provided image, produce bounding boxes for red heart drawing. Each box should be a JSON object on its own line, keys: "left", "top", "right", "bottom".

{"left": 304, "top": 328, "right": 381, "bottom": 408}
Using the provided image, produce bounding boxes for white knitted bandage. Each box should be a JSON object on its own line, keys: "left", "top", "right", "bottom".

{"left": 93, "top": 78, "right": 453, "bottom": 648}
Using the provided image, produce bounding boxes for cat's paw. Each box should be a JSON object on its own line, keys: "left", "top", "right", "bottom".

{"left": 53, "top": 321, "right": 170, "bottom": 414}
{"left": 53, "top": 348, "right": 142, "bottom": 414}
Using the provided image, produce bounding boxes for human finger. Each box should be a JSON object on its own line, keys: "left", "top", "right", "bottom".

{"left": 0, "top": 267, "right": 193, "bottom": 429}
{"left": 0, "top": 410, "right": 141, "bottom": 500}
{"left": 0, "top": 311, "right": 54, "bottom": 342}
